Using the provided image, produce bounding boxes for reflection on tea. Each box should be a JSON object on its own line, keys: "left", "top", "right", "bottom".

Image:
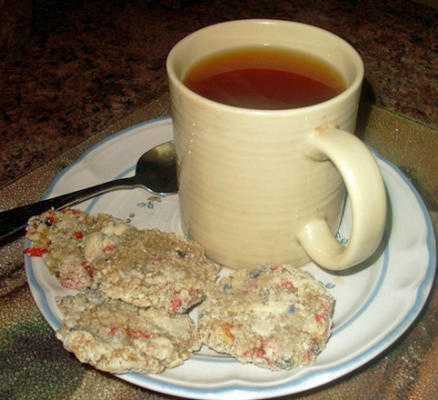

{"left": 183, "top": 46, "right": 346, "bottom": 110}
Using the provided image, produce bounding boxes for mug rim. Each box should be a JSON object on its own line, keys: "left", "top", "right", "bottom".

{"left": 166, "top": 19, "right": 364, "bottom": 115}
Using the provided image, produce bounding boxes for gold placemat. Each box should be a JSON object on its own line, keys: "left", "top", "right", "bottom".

{"left": 0, "top": 94, "right": 436, "bottom": 400}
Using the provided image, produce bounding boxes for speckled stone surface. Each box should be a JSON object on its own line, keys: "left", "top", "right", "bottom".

{"left": 0, "top": 0, "right": 437, "bottom": 189}
{"left": 0, "top": 1, "right": 437, "bottom": 399}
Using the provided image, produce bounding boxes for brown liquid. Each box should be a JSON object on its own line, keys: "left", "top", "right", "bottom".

{"left": 183, "top": 47, "right": 346, "bottom": 110}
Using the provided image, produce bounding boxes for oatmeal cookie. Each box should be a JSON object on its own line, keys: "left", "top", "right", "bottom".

{"left": 197, "top": 265, "right": 334, "bottom": 370}
{"left": 84, "top": 227, "right": 219, "bottom": 313}
{"left": 56, "top": 290, "right": 201, "bottom": 374}
{"left": 25, "top": 208, "right": 220, "bottom": 312}
{"left": 25, "top": 208, "right": 126, "bottom": 289}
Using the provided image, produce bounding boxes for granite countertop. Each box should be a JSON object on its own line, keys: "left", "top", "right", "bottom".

{"left": 1, "top": 0, "right": 437, "bottom": 190}
{"left": 0, "top": 1, "right": 437, "bottom": 399}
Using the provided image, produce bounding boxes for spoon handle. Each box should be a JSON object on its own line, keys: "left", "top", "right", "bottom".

{"left": 0, "top": 177, "right": 137, "bottom": 242}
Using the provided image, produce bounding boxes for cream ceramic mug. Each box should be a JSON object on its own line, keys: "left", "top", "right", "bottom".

{"left": 167, "top": 19, "right": 386, "bottom": 271}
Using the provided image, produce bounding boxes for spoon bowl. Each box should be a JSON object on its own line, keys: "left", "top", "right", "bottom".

{"left": 0, "top": 141, "right": 177, "bottom": 241}
{"left": 133, "top": 141, "right": 177, "bottom": 194}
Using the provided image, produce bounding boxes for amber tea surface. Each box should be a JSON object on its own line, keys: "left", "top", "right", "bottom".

{"left": 183, "top": 47, "right": 346, "bottom": 110}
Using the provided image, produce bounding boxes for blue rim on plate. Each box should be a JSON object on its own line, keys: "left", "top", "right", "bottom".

{"left": 24, "top": 116, "right": 436, "bottom": 400}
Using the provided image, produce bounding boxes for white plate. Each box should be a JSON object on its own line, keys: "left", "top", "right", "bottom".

{"left": 25, "top": 117, "right": 436, "bottom": 400}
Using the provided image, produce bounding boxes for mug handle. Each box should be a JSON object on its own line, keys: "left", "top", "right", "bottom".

{"left": 298, "top": 128, "right": 387, "bottom": 271}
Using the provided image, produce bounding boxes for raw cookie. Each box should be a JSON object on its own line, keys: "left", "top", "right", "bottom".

{"left": 197, "top": 264, "right": 334, "bottom": 370}
{"left": 56, "top": 290, "right": 201, "bottom": 374}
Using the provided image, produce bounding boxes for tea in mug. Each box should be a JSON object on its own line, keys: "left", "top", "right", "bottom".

{"left": 183, "top": 46, "right": 346, "bottom": 110}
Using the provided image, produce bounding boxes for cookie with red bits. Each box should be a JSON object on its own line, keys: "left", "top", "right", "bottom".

{"left": 197, "top": 265, "right": 334, "bottom": 370}
{"left": 25, "top": 208, "right": 124, "bottom": 289}
{"left": 85, "top": 226, "right": 220, "bottom": 313}
{"left": 25, "top": 208, "right": 220, "bottom": 312}
{"left": 56, "top": 290, "right": 201, "bottom": 374}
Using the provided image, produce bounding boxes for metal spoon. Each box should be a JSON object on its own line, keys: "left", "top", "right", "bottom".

{"left": 0, "top": 141, "right": 177, "bottom": 241}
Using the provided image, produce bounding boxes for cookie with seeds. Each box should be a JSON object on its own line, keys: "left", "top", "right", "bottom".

{"left": 197, "top": 264, "right": 334, "bottom": 370}
{"left": 56, "top": 290, "right": 201, "bottom": 374}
